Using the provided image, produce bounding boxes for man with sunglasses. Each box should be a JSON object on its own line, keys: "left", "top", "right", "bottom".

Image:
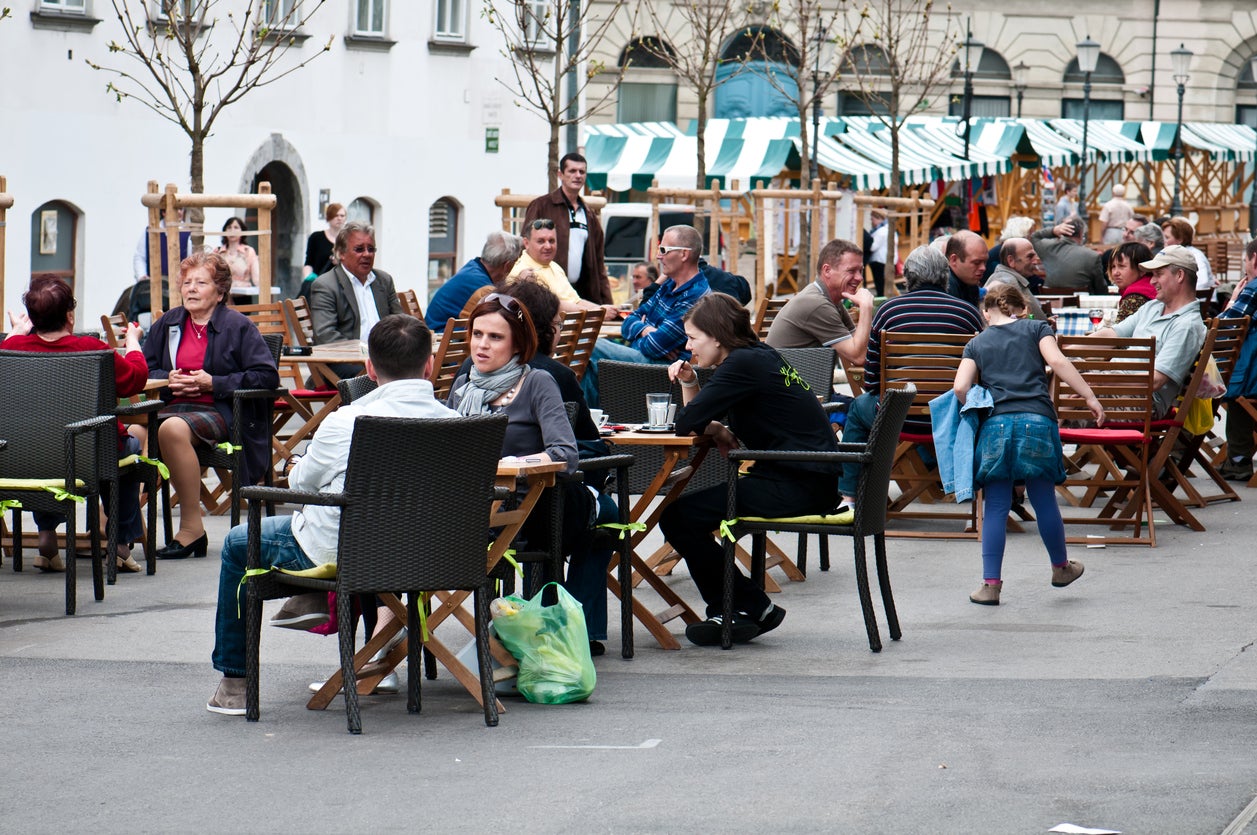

{"left": 523, "top": 152, "right": 614, "bottom": 307}
{"left": 310, "top": 220, "right": 403, "bottom": 378}
{"left": 509, "top": 218, "right": 617, "bottom": 318}
{"left": 581, "top": 224, "right": 710, "bottom": 406}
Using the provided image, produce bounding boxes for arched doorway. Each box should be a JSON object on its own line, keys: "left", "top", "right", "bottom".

{"left": 427, "top": 196, "right": 461, "bottom": 299}
{"left": 30, "top": 199, "right": 81, "bottom": 296}
{"left": 248, "top": 162, "right": 301, "bottom": 298}
{"left": 239, "top": 134, "right": 310, "bottom": 299}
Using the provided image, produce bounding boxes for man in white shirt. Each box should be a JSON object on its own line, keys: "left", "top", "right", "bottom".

{"left": 207, "top": 315, "right": 457, "bottom": 715}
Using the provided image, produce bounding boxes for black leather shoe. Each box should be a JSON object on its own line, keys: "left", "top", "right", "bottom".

{"left": 156, "top": 533, "right": 208, "bottom": 560}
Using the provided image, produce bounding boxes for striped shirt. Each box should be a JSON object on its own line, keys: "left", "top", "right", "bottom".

{"left": 863, "top": 288, "right": 986, "bottom": 390}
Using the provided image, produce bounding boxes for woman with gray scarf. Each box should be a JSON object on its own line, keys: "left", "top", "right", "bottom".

{"left": 447, "top": 293, "right": 577, "bottom": 471}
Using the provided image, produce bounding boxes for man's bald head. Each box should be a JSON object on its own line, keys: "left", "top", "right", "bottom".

{"left": 946, "top": 231, "right": 988, "bottom": 286}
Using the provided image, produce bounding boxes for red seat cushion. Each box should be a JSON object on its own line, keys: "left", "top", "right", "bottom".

{"left": 1058, "top": 428, "right": 1149, "bottom": 445}
{"left": 898, "top": 432, "right": 934, "bottom": 445}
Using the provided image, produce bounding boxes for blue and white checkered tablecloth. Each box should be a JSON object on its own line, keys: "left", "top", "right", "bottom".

{"left": 1054, "top": 308, "right": 1095, "bottom": 337}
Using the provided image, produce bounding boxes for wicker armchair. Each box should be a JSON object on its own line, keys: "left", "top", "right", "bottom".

{"left": 718, "top": 385, "right": 915, "bottom": 651}
{"left": 335, "top": 374, "right": 378, "bottom": 405}
{"left": 243, "top": 413, "right": 508, "bottom": 734}
{"left": 0, "top": 350, "right": 160, "bottom": 613}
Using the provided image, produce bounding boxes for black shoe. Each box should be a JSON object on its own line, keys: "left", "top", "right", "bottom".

{"left": 685, "top": 615, "right": 759, "bottom": 647}
{"left": 756, "top": 604, "right": 787, "bottom": 636}
{"left": 588, "top": 640, "right": 606, "bottom": 657}
{"left": 155, "top": 533, "right": 208, "bottom": 560}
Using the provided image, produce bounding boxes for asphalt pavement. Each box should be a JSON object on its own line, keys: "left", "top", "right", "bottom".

{"left": 3, "top": 480, "right": 1257, "bottom": 834}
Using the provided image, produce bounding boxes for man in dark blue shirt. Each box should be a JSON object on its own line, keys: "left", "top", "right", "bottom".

{"left": 424, "top": 231, "right": 523, "bottom": 332}
{"left": 945, "top": 231, "right": 986, "bottom": 310}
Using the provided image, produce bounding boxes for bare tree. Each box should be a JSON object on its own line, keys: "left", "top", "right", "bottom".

{"left": 87, "top": 0, "right": 332, "bottom": 202}
{"left": 748, "top": 0, "right": 860, "bottom": 282}
{"left": 837, "top": 0, "right": 959, "bottom": 196}
{"left": 485, "top": 0, "right": 628, "bottom": 190}
{"left": 635, "top": 1, "right": 753, "bottom": 189}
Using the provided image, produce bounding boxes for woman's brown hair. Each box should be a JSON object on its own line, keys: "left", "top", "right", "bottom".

{"left": 683, "top": 292, "right": 758, "bottom": 351}
{"left": 981, "top": 282, "right": 1027, "bottom": 318}
{"left": 469, "top": 293, "right": 539, "bottom": 363}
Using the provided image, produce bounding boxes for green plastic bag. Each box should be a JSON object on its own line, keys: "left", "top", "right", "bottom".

{"left": 491, "top": 583, "right": 596, "bottom": 704}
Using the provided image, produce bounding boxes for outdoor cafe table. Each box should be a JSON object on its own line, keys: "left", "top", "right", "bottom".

{"left": 306, "top": 458, "right": 565, "bottom": 714}
{"left": 602, "top": 428, "right": 712, "bottom": 651}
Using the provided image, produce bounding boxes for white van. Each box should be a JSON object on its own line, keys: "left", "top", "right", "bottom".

{"left": 600, "top": 202, "right": 696, "bottom": 290}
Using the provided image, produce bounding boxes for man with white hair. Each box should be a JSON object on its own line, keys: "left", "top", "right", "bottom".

{"left": 1099, "top": 184, "right": 1135, "bottom": 245}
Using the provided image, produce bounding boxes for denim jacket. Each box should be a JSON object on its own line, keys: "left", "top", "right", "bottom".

{"left": 929, "top": 386, "right": 993, "bottom": 503}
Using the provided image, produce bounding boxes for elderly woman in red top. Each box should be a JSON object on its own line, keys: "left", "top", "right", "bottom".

{"left": 3, "top": 274, "right": 149, "bottom": 573}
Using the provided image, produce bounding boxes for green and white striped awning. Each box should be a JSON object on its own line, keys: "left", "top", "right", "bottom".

{"left": 581, "top": 117, "right": 1257, "bottom": 194}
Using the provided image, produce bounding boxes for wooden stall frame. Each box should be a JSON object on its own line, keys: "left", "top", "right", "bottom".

{"left": 0, "top": 175, "right": 11, "bottom": 311}
{"left": 141, "top": 180, "right": 277, "bottom": 318}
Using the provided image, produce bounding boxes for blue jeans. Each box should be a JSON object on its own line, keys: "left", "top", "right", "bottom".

{"left": 838, "top": 393, "right": 879, "bottom": 498}
{"left": 564, "top": 493, "right": 617, "bottom": 640}
{"left": 581, "top": 338, "right": 657, "bottom": 408}
{"left": 213, "top": 515, "right": 315, "bottom": 676}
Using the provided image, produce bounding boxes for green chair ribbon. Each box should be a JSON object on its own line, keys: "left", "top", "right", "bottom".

{"left": 416, "top": 592, "right": 430, "bottom": 643}
{"left": 217, "top": 442, "right": 243, "bottom": 454}
{"left": 597, "top": 521, "right": 647, "bottom": 539}
{"left": 237, "top": 567, "right": 273, "bottom": 618}
{"left": 45, "top": 486, "right": 85, "bottom": 504}
{"left": 137, "top": 455, "right": 170, "bottom": 479}
{"left": 498, "top": 548, "right": 523, "bottom": 578}
{"left": 719, "top": 519, "right": 740, "bottom": 542}
{"left": 0, "top": 499, "right": 22, "bottom": 511}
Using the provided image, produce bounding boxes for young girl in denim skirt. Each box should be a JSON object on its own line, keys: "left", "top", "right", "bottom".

{"left": 953, "top": 283, "right": 1105, "bottom": 605}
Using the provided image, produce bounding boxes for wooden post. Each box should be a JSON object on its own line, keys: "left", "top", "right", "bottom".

{"left": 808, "top": 178, "right": 822, "bottom": 285}
{"left": 754, "top": 189, "right": 768, "bottom": 302}
{"left": 145, "top": 180, "right": 162, "bottom": 319}
{"left": 164, "top": 183, "right": 182, "bottom": 310}
{"left": 0, "top": 175, "right": 11, "bottom": 310}
{"left": 257, "top": 182, "right": 273, "bottom": 302}
{"left": 727, "top": 179, "right": 741, "bottom": 274}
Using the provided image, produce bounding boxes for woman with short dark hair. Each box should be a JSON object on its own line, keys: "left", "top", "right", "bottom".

{"left": 3, "top": 274, "right": 149, "bottom": 572}
{"left": 661, "top": 292, "right": 842, "bottom": 646}
{"left": 1110, "top": 242, "right": 1156, "bottom": 323}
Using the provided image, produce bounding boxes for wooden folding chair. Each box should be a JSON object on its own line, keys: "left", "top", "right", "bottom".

{"left": 397, "top": 288, "right": 424, "bottom": 320}
{"left": 1053, "top": 336, "right": 1158, "bottom": 546}
{"left": 752, "top": 296, "right": 789, "bottom": 339}
{"left": 878, "top": 331, "right": 977, "bottom": 539}
{"left": 99, "top": 313, "right": 128, "bottom": 349}
{"left": 458, "top": 286, "right": 495, "bottom": 319}
{"left": 564, "top": 308, "right": 603, "bottom": 383}
{"left": 430, "top": 318, "right": 471, "bottom": 401}
{"left": 1161, "top": 317, "right": 1249, "bottom": 507}
{"left": 1194, "top": 316, "right": 1255, "bottom": 498}
{"left": 551, "top": 311, "right": 586, "bottom": 369}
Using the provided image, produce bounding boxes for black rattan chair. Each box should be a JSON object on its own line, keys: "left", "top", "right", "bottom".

{"left": 718, "top": 384, "right": 915, "bottom": 651}
{"left": 335, "top": 374, "right": 378, "bottom": 405}
{"left": 159, "top": 333, "right": 286, "bottom": 535}
{"left": 0, "top": 350, "right": 159, "bottom": 613}
{"left": 243, "top": 413, "right": 507, "bottom": 734}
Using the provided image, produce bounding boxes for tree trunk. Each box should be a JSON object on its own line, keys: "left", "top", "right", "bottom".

{"left": 695, "top": 91, "right": 709, "bottom": 190}
{"left": 796, "top": 101, "right": 812, "bottom": 287}
{"left": 548, "top": 122, "right": 561, "bottom": 192}
{"left": 889, "top": 88, "right": 902, "bottom": 198}
{"left": 189, "top": 128, "right": 205, "bottom": 249}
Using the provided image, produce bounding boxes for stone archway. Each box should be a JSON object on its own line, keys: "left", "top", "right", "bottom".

{"left": 239, "top": 134, "right": 309, "bottom": 297}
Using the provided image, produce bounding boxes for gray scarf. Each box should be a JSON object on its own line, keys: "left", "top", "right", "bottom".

{"left": 454, "top": 357, "right": 526, "bottom": 416}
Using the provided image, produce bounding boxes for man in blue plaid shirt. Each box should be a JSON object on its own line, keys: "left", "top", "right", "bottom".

{"left": 1219, "top": 238, "right": 1257, "bottom": 480}
{"left": 581, "top": 224, "right": 710, "bottom": 406}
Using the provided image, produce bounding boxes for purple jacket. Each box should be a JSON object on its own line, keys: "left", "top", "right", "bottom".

{"left": 144, "top": 304, "right": 280, "bottom": 487}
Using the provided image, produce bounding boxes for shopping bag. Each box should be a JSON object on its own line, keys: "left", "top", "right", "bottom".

{"left": 490, "top": 583, "right": 596, "bottom": 704}
{"left": 1183, "top": 396, "right": 1214, "bottom": 435}
{"left": 1198, "top": 357, "right": 1227, "bottom": 400}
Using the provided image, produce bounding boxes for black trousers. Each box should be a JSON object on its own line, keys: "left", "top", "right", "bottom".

{"left": 660, "top": 470, "right": 838, "bottom": 618}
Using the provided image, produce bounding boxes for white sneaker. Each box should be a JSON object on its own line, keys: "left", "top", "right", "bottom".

{"left": 308, "top": 670, "right": 400, "bottom": 695}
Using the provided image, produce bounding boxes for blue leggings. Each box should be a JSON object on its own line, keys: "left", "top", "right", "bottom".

{"left": 981, "top": 478, "right": 1067, "bottom": 581}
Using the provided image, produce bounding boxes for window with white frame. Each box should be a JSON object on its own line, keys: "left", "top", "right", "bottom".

{"left": 41, "top": 0, "right": 87, "bottom": 12}
{"left": 434, "top": 0, "right": 465, "bottom": 42}
{"left": 355, "top": 0, "right": 385, "bottom": 36}
{"left": 261, "top": 0, "right": 298, "bottom": 28}
{"left": 523, "top": 0, "right": 551, "bottom": 48}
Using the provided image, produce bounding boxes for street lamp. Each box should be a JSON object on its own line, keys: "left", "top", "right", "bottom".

{"left": 960, "top": 24, "right": 983, "bottom": 221}
{"left": 810, "top": 23, "right": 829, "bottom": 185}
{"left": 1170, "top": 43, "right": 1193, "bottom": 217}
{"left": 1249, "top": 53, "right": 1257, "bottom": 235}
{"left": 1012, "top": 61, "right": 1029, "bottom": 119}
{"left": 1076, "top": 36, "right": 1099, "bottom": 234}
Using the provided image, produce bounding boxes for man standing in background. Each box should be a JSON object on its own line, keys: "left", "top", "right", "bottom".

{"left": 524, "top": 153, "right": 614, "bottom": 306}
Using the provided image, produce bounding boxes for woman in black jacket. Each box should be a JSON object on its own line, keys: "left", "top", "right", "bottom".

{"left": 662, "top": 293, "right": 841, "bottom": 646}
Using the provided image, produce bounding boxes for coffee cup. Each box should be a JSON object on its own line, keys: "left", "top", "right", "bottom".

{"left": 589, "top": 408, "right": 608, "bottom": 427}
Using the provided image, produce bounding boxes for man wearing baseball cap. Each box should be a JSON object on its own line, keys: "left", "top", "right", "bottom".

{"left": 1090, "top": 244, "right": 1207, "bottom": 418}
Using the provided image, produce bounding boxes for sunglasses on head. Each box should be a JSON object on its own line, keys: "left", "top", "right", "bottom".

{"left": 484, "top": 292, "right": 525, "bottom": 321}
{"left": 529, "top": 219, "right": 556, "bottom": 231}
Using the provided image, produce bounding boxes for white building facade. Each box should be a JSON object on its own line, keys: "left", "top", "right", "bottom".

{"left": 0, "top": 0, "right": 551, "bottom": 319}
